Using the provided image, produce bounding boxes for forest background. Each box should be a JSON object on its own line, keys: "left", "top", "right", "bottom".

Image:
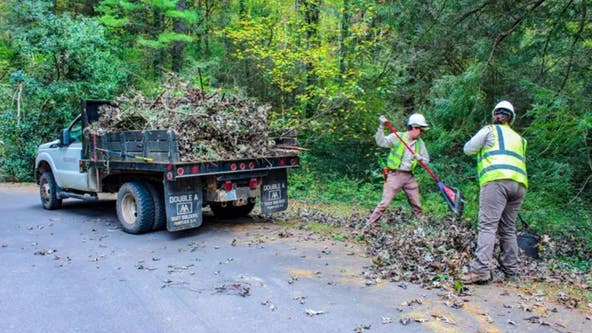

{"left": 0, "top": 1, "right": 590, "bottom": 262}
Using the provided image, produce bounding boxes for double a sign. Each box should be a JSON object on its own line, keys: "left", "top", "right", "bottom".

{"left": 164, "top": 177, "right": 203, "bottom": 231}
{"left": 261, "top": 169, "right": 288, "bottom": 214}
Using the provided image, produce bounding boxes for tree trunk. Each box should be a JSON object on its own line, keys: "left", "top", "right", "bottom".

{"left": 302, "top": 0, "right": 320, "bottom": 116}
{"left": 339, "top": 0, "right": 350, "bottom": 85}
{"left": 172, "top": 0, "right": 187, "bottom": 73}
{"left": 152, "top": 8, "right": 164, "bottom": 76}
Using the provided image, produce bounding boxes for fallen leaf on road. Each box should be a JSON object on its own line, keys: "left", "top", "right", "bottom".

{"left": 305, "top": 309, "right": 326, "bottom": 316}
{"left": 34, "top": 249, "right": 57, "bottom": 256}
{"left": 293, "top": 296, "right": 306, "bottom": 304}
{"left": 214, "top": 282, "right": 251, "bottom": 297}
{"left": 136, "top": 264, "right": 157, "bottom": 271}
{"left": 354, "top": 324, "right": 371, "bottom": 332}
{"left": 431, "top": 313, "right": 456, "bottom": 325}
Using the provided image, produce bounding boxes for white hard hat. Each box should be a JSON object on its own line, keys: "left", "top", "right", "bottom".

{"left": 492, "top": 100, "right": 515, "bottom": 124}
{"left": 407, "top": 113, "right": 429, "bottom": 128}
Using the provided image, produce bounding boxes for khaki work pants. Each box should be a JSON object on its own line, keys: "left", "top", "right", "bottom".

{"left": 470, "top": 179, "right": 526, "bottom": 276}
{"left": 367, "top": 170, "right": 422, "bottom": 225}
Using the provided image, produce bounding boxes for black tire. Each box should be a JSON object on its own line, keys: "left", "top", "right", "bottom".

{"left": 116, "top": 182, "right": 155, "bottom": 234}
{"left": 39, "top": 171, "right": 62, "bottom": 210}
{"left": 145, "top": 182, "right": 166, "bottom": 231}
{"left": 211, "top": 200, "right": 255, "bottom": 219}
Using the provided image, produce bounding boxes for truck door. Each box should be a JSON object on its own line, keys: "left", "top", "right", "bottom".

{"left": 53, "top": 116, "right": 88, "bottom": 190}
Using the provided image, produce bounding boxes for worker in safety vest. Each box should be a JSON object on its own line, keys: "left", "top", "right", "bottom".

{"left": 461, "top": 100, "right": 527, "bottom": 284}
{"left": 366, "top": 113, "right": 430, "bottom": 230}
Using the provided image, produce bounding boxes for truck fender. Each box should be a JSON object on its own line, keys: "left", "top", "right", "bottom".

{"left": 35, "top": 153, "right": 60, "bottom": 185}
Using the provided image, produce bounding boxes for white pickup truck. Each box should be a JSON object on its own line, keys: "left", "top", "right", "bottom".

{"left": 35, "top": 100, "right": 299, "bottom": 234}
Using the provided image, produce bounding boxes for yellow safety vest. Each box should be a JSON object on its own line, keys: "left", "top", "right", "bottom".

{"left": 386, "top": 133, "right": 420, "bottom": 172}
{"left": 477, "top": 125, "right": 528, "bottom": 188}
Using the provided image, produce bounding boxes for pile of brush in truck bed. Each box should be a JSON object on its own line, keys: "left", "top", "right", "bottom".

{"left": 86, "top": 78, "right": 298, "bottom": 161}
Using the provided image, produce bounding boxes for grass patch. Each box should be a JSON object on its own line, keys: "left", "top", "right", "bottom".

{"left": 517, "top": 281, "right": 592, "bottom": 312}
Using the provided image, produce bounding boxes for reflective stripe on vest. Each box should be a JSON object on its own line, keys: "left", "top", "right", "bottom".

{"left": 477, "top": 125, "right": 528, "bottom": 188}
{"left": 386, "top": 133, "right": 419, "bottom": 171}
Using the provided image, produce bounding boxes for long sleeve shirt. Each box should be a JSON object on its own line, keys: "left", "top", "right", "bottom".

{"left": 463, "top": 126, "right": 495, "bottom": 156}
{"left": 376, "top": 125, "right": 430, "bottom": 171}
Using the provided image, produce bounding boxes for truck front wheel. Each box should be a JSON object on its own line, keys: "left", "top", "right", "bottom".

{"left": 211, "top": 200, "right": 255, "bottom": 219}
{"left": 39, "top": 171, "right": 62, "bottom": 210}
{"left": 116, "top": 182, "right": 155, "bottom": 234}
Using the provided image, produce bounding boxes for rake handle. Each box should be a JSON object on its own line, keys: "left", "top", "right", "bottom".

{"left": 383, "top": 121, "right": 439, "bottom": 182}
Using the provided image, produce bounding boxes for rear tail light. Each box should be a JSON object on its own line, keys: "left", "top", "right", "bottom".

{"left": 249, "top": 178, "right": 258, "bottom": 189}
{"left": 224, "top": 181, "right": 233, "bottom": 192}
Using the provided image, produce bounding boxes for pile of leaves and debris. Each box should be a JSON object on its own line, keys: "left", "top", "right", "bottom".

{"left": 275, "top": 207, "right": 592, "bottom": 294}
{"left": 86, "top": 77, "right": 297, "bottom": 161}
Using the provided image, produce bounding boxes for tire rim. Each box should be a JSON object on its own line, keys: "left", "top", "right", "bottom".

{"left": 121, "top": 192, "right": 138, "bottom": 225}
{"left": 40, "top": 179, "right": 50, "bottom": 204}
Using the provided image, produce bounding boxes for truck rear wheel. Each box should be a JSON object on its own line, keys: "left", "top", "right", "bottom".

{"left": 211, "top": 200, "right": 255, "bottom": 219}
{"left": 116, "top": 182, "right": 154, "bottom": 234}
{"left": 145, "top": 182, "right": 166, "bottom": 231}
{"left": 40, "top": 171, "right": 62, "bottom": 210}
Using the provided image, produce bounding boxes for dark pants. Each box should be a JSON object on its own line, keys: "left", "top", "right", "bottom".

{"left": 470, "top": 180, "right": 526, "bottom": 276}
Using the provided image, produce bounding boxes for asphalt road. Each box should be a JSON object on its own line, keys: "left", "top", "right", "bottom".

{"left": 0, "top": 183, "right": 589, "bottom": 333}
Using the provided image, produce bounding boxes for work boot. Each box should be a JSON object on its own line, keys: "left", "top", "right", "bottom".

{"left": 504, "top": 274, "right": 521, "bottom": 284}
{"left": 460, "top": 271, "right": 491, "bottom": 285}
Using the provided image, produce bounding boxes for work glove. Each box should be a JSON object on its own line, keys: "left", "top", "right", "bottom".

{"left": 414, "top": 153, "right": 422, "bottom": 161}
{"left": 379, "top": 115, "right": 387, "bottom": 124}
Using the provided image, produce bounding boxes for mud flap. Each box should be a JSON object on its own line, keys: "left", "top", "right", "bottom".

{"left": 164, "top": 177, "right": 203, "bottom": 231}
{"left": 261, "top": 169, "right": 288, "bottom": 214}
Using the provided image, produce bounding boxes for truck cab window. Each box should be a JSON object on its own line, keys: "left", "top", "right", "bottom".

{"left": 69, "top": 117, "right": 82, "bottom": 143}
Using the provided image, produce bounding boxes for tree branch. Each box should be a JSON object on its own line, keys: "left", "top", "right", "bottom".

{"left": 454, "top": 0, "right": 493, "bottom": 27}
{"left": 486, "top": 0, "right": 546, "bottom": 66}
{"left": 556, "top": 0, "right": 586, "bottom": 95}
{"left": 537, "top": 0, "right": 573, "bottom": 82}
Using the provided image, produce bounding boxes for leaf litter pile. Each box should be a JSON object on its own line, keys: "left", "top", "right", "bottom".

{"left": 86, "top": 77, "right": 296, "bottom": 161}
{"left": 276, "top": 208, "right": 592, "bottom": 294}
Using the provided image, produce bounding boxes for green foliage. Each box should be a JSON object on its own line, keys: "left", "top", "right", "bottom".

{"left": 0, "top": 0, "right": 590, "bottom": 257}
{"left": 0, "top": 0, "right": 126, "bottom": 180}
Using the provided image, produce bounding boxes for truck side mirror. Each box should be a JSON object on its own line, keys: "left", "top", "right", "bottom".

{"left": 61, "top": 128, "right": 71, "bottom": 146}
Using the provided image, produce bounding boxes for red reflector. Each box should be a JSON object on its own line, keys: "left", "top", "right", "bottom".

{"left": 239, "top": 163, "right": 246, "bottom": 170}
{"left": 192, "top": 166, "right": 199, "bottom": 173}
{"left": 166, "top": 172, "right": 173, "bottom": 180}
{"left": 248, "top": 162, "right": 255, "bottom": 169}
{"left": 177, "top": 168, "right": 184, "bottom": 176}
{"left": 230, "top": 163, "right": 237, "bottom": 171}
{"left": 224, "top": 181, "right": 233, "bottom": 192}
{"left": 279, "top": 159, "right": 285, "bottom": 166}
{"left": 290, "top": 159, "right": 297, "bottom": 165}
{"left": 249, "top": 178, "right": 258, "bottom": 189}
{"left": 167, "top": 164, "right": 173, "bottom": 171}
